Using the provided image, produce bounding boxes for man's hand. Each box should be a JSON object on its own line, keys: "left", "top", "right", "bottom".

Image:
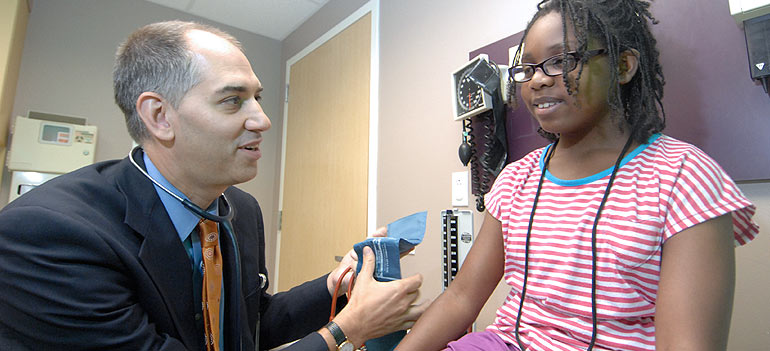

{"left": 329, "top": 246, "right": 426, "bottom": 349}
{"left": 327, "top": 227, "right": 387, "bottom": 297}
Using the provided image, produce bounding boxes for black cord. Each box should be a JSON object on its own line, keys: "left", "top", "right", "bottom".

{"left": 514, "top": 138, "right": 558, "bottom": 350}
{"left": 514, "top": 135, "right": 634, "bottom": 351}
{"left": 465, "top": 117, "right": 484, "bottom": 212}
{"left": 586, "top": 134, "right": 634, "bottom": 350}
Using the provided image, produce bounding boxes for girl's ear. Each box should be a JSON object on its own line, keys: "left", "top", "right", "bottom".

{"left": 136, "top": 92, "right": 175, "bottom": 142}
{"left": 618, "top": 48, "right": 641, "bottom": 84}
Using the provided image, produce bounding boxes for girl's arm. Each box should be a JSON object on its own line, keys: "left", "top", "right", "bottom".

{"left": 396, "top": 212, "right": 505, "bottom": 350}
{"left": 655, "top": 214, "right": 735, "bottom": 351}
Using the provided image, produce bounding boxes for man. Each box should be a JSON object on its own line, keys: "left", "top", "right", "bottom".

{"left": 0, "top": 21, "right": 424, "bottom": 350}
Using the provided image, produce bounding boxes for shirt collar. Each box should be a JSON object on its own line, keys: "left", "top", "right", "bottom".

{"left": 143, "top": 152, "right": 218, "bottom": 241}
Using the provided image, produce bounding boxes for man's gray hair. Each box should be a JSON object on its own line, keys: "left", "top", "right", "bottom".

{"left": 113, "top": 21, "right": 242, "bottom": 143}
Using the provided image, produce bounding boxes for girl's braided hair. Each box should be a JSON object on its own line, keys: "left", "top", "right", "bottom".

{"left": 509, "top": 0, "right": 666, "bottom": 143}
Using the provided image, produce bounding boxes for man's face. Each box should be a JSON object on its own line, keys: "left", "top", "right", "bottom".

{"left": 167, "top": 30, "right": 271, "bottom": 195}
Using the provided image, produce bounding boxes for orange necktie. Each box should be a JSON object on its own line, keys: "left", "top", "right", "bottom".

{"left": 198, "top": 219, "right": 222, "bottom": 351}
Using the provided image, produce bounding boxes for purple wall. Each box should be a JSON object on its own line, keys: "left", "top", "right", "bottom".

{"left": 472, "top": 0, "right": 770, "bottom": 181}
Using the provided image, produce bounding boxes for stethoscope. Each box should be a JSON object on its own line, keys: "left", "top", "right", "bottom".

{"left": 513, "top": 135, "right": 634, "bottom": 351}
{"left": 128, "top": 146, "right": 252, "bottom": 350}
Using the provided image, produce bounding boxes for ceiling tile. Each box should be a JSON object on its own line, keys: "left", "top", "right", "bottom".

{"left": 145, "top": 0, "right": 330, "bottom": 40}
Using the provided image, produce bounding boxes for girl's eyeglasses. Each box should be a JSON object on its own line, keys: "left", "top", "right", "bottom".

{"left": 509, "top": 49, "right": 607, "bottom": 83}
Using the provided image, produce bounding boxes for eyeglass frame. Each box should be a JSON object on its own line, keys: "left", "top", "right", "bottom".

{"left": 509, "top": 48, "right": 607, "bottom": 83}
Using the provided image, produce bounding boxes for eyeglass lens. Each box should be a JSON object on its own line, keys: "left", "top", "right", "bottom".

{"left": 511, "top": 53, "right": 578, "bottom": 82}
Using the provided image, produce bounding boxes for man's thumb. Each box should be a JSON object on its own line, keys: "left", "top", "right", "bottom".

{"left": 358, "top": 245, "right": 375, "bottom": 277}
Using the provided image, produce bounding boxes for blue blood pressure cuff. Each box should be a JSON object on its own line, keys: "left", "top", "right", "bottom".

{"left": 353, "top": 211, "right": 426, "bottom": 281}
{"left": 352, "top": 211, "right": 426, "bottom": 351}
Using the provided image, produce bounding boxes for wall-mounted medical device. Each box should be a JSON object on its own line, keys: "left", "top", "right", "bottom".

{"left": 441, "top": 209, "right": 473, "bottom": 289}
{"left": 730, "top": 0, "right": 770, "bottom": 95}
{"left": 7, "top": 115, "right": 97, "bottom": 173}
{"left": 451, "top": 54, "right": 509, "bottom": 121}
{"left": 451, "top": 54, "right": 509, "bottom": 211}
{"left": 441, "top": 209, "right": 475, "bottom": 331}
{"left": 744, "top": 13, "right": 770, "bottom": 94}
{"left": 7, "top": 113, "right": 97, "bottom": 202}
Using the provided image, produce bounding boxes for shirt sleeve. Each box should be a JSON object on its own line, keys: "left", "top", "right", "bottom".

{"left": 485, "top": 147, "right": 545, "bottom": 220}
{"left": 661, "top": 143, "right": 758, "bottom": 246}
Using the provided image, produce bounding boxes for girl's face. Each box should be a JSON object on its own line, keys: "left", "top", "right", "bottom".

{"left": 519, "top": 11, "right": 614, "bottom": 140}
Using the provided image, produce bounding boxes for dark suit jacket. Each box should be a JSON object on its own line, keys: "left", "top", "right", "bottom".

{"left": 0, "top": 149, "right": 336, "bottom": 350}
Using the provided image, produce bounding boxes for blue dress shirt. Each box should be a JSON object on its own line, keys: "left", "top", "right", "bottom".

{"left": 144, "top": 153, "right": 224, "bottom": 349}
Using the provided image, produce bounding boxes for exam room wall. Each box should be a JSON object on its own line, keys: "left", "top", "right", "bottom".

{"left": 285, "top": 0, "right": 770, "bottom": 348}
{"left": 0, "top": 0, "right": 284, "bottom": 269}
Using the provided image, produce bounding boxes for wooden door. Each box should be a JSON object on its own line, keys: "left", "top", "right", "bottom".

{"left": 278, "top": 13, "right": 372, "bottom": 291}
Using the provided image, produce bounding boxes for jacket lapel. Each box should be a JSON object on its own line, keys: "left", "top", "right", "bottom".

{"left": 118, "top": 149, "right": 199, "bottom": 349}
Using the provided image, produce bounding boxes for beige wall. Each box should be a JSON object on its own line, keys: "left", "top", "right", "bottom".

{"left": 376, "top": 0, "right": 537, "bottom": 332}
{"left": 731, "top": 182, "right": 770, "bottom": 350}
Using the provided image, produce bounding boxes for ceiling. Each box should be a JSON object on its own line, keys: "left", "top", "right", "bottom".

{"left": 145, "top": 0, "right": 330, "bottom": 41}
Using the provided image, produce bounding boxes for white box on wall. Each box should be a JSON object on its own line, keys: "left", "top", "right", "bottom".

{"left": 7, "top": 116, "right": 97, "bottom": 173}
{"left": 730, "top": 0, "right": 770, "bottom": 23}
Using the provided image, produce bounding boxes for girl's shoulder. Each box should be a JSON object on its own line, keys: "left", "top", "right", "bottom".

{"left": 639, "top": 134, "right": 722, "bottom": 171}
{"left": 507, "top": 145, "right": 549, "bottom": 171}
{"left": 492, "top": 145, "right": 550, "bottom": 188}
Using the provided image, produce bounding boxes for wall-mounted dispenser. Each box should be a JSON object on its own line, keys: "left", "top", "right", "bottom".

{"left": 744, "top": 13, "right": 770, "bottom": 94}
{"left": 730, "top": 0, "right": 770, "bottom": 95}
{"left": 6, "top": 112, "right": 97, "bottom": 203}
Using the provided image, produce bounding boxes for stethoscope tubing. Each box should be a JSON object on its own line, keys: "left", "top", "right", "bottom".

{"left": 128, "top": 147, "right": 244, "bottom": 350}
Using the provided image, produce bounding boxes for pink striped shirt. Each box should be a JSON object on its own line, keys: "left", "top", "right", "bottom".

{"left": 485, "top": 134, "right": 758, "bottom": 351}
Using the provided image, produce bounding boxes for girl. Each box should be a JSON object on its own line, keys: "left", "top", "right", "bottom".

{"left": 397, "top": 0, "right": 758, "bottom": 350}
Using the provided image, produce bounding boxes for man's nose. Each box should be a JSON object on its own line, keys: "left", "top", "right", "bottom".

{"left": 245, "top": 99, "right": 271, "bottom": 132}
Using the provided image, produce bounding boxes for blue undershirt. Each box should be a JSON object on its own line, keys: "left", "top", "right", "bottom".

{"left": 144, "top": 154, "right": 225, "bottom": 350}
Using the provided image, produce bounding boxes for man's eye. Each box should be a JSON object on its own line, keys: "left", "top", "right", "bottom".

{"left": 224, "top": 96, "right": 242, "bottom": 105}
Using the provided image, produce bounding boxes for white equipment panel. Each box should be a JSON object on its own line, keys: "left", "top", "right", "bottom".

{"left": 7, "top": 116, "right": 97, "bottom": 173}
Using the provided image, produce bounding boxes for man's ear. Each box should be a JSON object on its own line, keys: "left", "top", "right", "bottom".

{"left": 136, "top": 92, "right": 175, "bottom": 142}
{"left": 618, "top": 48, "right": 640, "bottom": 85}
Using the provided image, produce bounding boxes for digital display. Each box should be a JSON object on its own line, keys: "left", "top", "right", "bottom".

{"left": 39, "top": 124, "right": 72, "bottom": 145}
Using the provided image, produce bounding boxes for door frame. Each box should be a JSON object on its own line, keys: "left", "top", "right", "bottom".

{"left": 274, "top": 0, "right": 380, "bottom": 288}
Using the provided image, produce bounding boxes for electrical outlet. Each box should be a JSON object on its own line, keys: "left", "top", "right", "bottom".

{"left": 452, "top": 171, "right": 469, "bottom": 207}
